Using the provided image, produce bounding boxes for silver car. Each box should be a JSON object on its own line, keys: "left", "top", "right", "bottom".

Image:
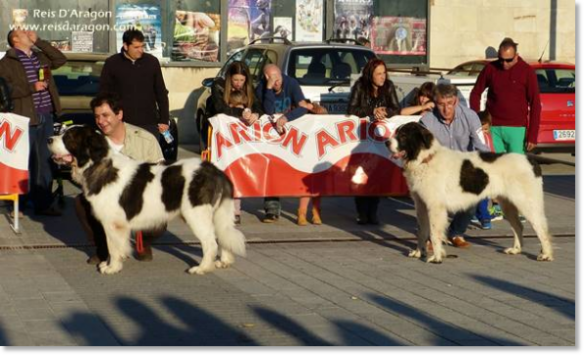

{"left": 195, "top": 38, "right": 376, "bottom": 150}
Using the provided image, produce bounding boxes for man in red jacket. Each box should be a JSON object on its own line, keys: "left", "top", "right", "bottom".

{"left": 470, "top": 37, "right": 541, "bottom": 154}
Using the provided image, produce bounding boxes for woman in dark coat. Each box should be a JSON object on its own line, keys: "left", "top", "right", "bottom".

{"left": 206, "top": 61, "right": 263, "bottom": 224}
{"left": 347, "top": 58, "right": 400, "bottom": 225}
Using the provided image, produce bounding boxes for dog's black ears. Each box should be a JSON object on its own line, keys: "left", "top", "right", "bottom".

{"left": 87, "top": 130, "right": 109, "bottom": 164}
{"left": 421, "top": 128, "right": 434, "bottom": 149}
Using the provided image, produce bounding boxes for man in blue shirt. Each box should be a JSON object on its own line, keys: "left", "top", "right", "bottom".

{"left": 255, "top": 64, "right": 309, "bottom": 223}
{"left": 420, "top": 83, "right": 488, "bottom": 248}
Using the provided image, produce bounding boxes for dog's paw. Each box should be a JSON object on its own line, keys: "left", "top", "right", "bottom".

{"left": 537, "top": 253, "right": 554, "bottom": 262}
{"left": 98, "top": 261, "right": 109, "bottom": 270}
{"left": 426, "top": 255, "right": 443, "bottom": 264}
{"left": 215, "top": 260, "right": 232, "bottom": 269}
{"left": 187, "top": 264, "right": 215, "bottom": 275}
{"left": 99, "top": 263, "right": 122, "bottom": 275}
{"left": 408, "top": 249, "right": 422, "bottom": 258}
{"left": 504, "top": 247, "right": 522, "bottom": 255}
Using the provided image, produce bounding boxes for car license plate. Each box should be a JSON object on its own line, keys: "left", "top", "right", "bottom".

{"left": 553, "top": 130, "right": 575, "bottom": 140}
{"left": 322, "top": 103, "right": 348, "bottom": 114}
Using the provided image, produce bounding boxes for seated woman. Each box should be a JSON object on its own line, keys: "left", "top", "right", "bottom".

{"left": 347, "top": 58, "right": 400, "bottom": 225}
{"left": 400, "top": 81, "right": 436, "bottom": 115}
{"left": 208, "top": 61, "right": 263, "bottom": 224}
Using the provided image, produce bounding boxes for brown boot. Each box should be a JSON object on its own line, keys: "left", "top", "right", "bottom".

{"left": 311, "top": 207, "right": 322, "bottom": 225}
{"left": 297, "top": 209, "right": 308, "bottom": 226}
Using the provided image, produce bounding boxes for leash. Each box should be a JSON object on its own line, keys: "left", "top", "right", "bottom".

{"left": 135, "top": 231, "right": 144, "bottom": 254}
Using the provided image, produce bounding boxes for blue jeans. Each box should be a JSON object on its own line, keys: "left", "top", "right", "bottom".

{"left": 22, "top": 113, "right": 55, "bottom": 211}
{"left": 475, "top": 198, "right": 491, "bottom": 222}
{"left": 448, "top": 208, "right": 474, "bottom": 238}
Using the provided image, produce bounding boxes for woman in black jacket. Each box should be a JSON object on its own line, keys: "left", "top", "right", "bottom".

{"left": 347, "top": 58, "right": 400, "bottom": 225}
{"left": 206, "top": 61, "right": 263, "bottom": 224}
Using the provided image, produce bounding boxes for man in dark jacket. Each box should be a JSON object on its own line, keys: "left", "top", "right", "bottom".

{"left": 0, "top": 30, "right": 66, "bottom": 216}
{"left": 99, "top": 29, "right": 170, "bottom": 139}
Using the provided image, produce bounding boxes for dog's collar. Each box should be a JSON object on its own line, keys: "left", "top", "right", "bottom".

{"left": 421, "top": 153, "right": 435, "bottom": 164}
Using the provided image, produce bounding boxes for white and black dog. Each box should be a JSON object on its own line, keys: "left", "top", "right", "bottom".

{"left": 48, "top": 126, "right": 246, "bottom": 275}
{"left": 388, "top": 122, "right": 553, "bottom": 263}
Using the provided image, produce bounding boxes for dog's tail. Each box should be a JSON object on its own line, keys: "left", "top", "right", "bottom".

{"left": 214, "top": 197, "right": 246, "bottom": 257}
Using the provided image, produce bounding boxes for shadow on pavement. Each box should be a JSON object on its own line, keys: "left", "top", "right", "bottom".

{"left": 469, "top": 275, "right": 575, "bottom": 321}
{"left": 543, "top": 175, "right": 575, "bottom": 199}
{"left": 61, "top": 295, "right": 258, "bottom": 346}
{"left": 367, "top": 293, "right": 525, "bottom": 346}
{"left": 252, "top": 306, "right": 404, "bottom": 345}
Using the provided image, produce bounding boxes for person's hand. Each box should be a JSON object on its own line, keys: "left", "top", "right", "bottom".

{"left": 266, "top": 73, "right": 278, "bottom": 90}
{"left": 242, "top": 108, "right": 252, "bottom": 121}
{"left": 275, "top": 115, "right": 287, "bottom": 134}
{"left": 373, "top": 107, "right": 388, "bottom": 121}
{"left": 34, "top": 81, "right": 47, "bottom": 92}
{"left": 422, "top": 101, "right": 435, "bottom": 112}
{"left": 298, "top": 100, "right": 312, "bottom": 110}
{"left": 158, "top": 123, "right": 170, "bottom": 133}
{"left": 243, "top": 113, "right": 259, "bottom": 126}
{"left": 26, "top": 31, "right": 38, "bottom": 43}
{"left": 526, "top": 142, "right": 536, "bottom": 152}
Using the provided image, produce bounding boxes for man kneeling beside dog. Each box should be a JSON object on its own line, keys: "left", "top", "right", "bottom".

{"left": 75, "top": 93, "right": 166, "bottom": 264}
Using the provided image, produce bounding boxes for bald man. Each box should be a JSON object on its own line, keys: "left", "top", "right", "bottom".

{"left": 255, "top": 64, "right": 310, "bottom": 223}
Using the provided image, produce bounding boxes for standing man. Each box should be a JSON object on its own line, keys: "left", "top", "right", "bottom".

{"left": 99, "top": 29, "right": 170, "bottom": 139}
{"left": 255, "top": 64, "right": 311, "bottom": 223}
{"left": 470, "top": 37, "right": 541, "bottom": 154}
{"left": 420, "top": 84, "right": 488, "bottom": 248}
{"left": 75, "top": 93, "right": 165, "bottom": 264}
{"left": 0, "top": 30, "right": 66, "bottom": 216}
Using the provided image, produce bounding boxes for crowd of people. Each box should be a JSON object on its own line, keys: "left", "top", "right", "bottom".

{"left": 0, "top": 28, "right": 541, "bottom": 262}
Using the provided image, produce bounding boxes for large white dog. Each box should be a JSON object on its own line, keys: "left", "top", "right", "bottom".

{"left": 388, "top": 122, "right": 553, "bottom": 263}
{"left": 48, "top": 126, "right": 246, "bottom": 275}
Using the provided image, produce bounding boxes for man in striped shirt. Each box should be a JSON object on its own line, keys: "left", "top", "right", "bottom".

{"left": 0, "top": 30, "right": 66, "bottom": 216}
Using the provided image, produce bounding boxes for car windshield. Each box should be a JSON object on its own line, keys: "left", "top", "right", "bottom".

{"left": 287, "top": 48, "right": 375, "bottom": 86}
{"left": 53, "top": 61, "right": 104, "bottom": 96}
{"left": 534, "top": 68, "right": 575, "bottom": 94}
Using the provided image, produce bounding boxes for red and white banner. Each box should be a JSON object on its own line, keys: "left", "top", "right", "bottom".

{"left": 0, "top": 112, "right": 29, "bottom": 194}
{"left": 209, "top": 114, "right": 419, "bottom": 198}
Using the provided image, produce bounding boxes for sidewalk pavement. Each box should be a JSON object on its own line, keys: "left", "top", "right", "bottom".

{"left": 0, "top": 149, "right": 575, "bottom": 346}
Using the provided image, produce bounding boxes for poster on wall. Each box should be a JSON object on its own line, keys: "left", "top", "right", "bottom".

{"left": 371, "top": 16, "right": 427, "bottom": 55}
{"left": 274, "top": 17, "right": 292, "bottom": 40}
{"left": 115, "top": 4, "right": 163, "bottom": 58}
{"left": 227, "top": 0, "right": 251, "bottom": 52}
{"left": 72, "top": 31, "right": 93, "bottom": 52}
{"left": 332, "top": 0, "right": 373, "bottom": 42}
{"left": 227, "top": 0, "right": 272, "bottom": 52}
{"left": 295, "top": 0, "right": 323, "bottom": 42}
{"left": 248, "top": 0, "right": 272, "bottom": 42}
{"left": 172, "top": 10, "right": 220, "bottom": 62}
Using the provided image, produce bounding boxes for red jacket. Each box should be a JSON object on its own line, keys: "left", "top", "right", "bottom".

{"left": 470, "top": 57, "right": 541, "bottom": 144}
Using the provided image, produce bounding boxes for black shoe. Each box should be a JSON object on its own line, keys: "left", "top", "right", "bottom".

{"left": 234, "top": 215, "right": 241, "bottom": 225}
{"left": 262, "top": 214, "right": 279, "bottom": 223}
{"left": 356, "top": 217, "right": 368, "bottom": 225}
{"left": 368, "top": 217, "right": 380, "bottom": 225}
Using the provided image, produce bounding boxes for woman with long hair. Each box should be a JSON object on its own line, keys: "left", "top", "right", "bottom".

{"left": 347, "top": 58, "right": 400, "bottom": 225}
{"left": 208, "top": 61, "right": 263, "bottom": 224}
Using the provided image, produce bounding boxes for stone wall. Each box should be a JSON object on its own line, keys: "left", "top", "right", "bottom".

{"left": 429, "top": 0, "right": 575, "bottom": 68}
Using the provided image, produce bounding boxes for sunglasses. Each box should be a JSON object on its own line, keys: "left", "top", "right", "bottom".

{"left": 499, "top": 57, "right": 515, "bottom": 63}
